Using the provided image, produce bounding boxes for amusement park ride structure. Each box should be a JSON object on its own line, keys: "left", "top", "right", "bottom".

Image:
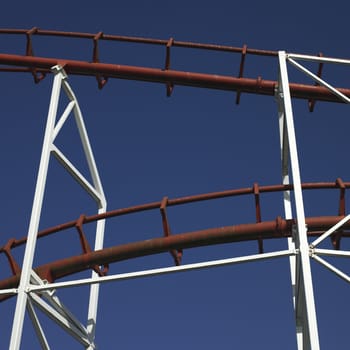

{"left": 0, "top": 28, "right": 350, "bottom": 349}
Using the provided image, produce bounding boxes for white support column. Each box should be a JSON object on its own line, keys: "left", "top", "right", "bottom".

{"left": 277, "top": 51, "right": 320, "bottom": 350}
{"left": 9, "top": 67, "right": 65, "bottom": 350}
{"left": 9, "top": 65, "right": 107, "bottom": 349}
{"left": 277, "top": 93, "right": 303, "bottom": 348}
{"left": 86, "top": 208, "right": 106, "bottom": 349}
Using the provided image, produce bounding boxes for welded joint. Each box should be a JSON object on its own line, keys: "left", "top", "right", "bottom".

{"left": 274, "top": 84, "right": 284, "bottom": 100}
{"left": 30, "top": 270, "right": 56, "bottom": 296}
{"left": 51, "top": 65, "right": 68, "bottom": 79}
{"left": 309, "top": 245, "right": 315, "bottom": 257}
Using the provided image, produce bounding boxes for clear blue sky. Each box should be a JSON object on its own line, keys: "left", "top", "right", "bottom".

{"left": 1, "top": 1, "right": 350, "bottom": 349}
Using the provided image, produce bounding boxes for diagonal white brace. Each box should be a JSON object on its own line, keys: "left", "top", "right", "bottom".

{"left": 287, "top": 57, "right": 350, "bottom": 104}
{"left": 29, "top": 293, "right": 93, "bottom": 348}
{"left": 310, "top": 214, "right": 350, "bottom": 248}
{"left": 27, "top": 299, "right": 51, "bottom": 350}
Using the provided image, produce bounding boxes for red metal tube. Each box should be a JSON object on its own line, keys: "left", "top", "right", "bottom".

{"left": 0, "top": 53, "right": 349, "bottom": 102}
{"left": 0, "top": 215, "right": 349, "bottom": 303}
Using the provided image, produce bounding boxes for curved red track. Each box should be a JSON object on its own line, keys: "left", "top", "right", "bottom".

{"left": 0, "top": 180, "right": 349, "bottom": 301}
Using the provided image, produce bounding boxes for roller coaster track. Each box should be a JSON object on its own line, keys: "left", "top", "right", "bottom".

{"left": 0, "top": 28, "right": 349, "bottom": 104}
{"left": 0, "top": 180, "right": 349, "bottom": 301}
{"left": 2, "top": 28, "right": 350, "bottom": 350}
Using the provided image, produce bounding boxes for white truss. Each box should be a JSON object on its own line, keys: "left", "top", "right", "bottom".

{"left": 9, "top": 65, "right": 106, "bottom": 350}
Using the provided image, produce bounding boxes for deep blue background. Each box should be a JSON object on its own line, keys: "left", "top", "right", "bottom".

{"left": 1, "top": 1, "right": 350, "bottom": 349}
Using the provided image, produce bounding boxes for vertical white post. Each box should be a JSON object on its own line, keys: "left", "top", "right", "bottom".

{"left": 277, "top": 98, "right": 304, "bottom": 348}
{"left": 9, "top": 67, "right": 65, "bottom": 350}
{"left": 277, "top": 51, "right": 320, "bottom": 350}
{"left": 86, "top": 209, "right": 106, "bottom": 349}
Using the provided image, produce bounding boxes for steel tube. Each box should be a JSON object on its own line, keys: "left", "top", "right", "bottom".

{"left": 0, "top": 54, "right": 350, "bottom": 102}
{"left": 0, "top": 215, "right": 348, "bottom": 302}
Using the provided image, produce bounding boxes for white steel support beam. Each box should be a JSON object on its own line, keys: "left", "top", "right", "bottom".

{"left": 287, "top": 57, "right": 350, "bottom": 104}
{"left": 29, "top": 293, "right": 92, "bottom": 348}
{"left": 9, "top": 67, "right": 64, "bottom": 350}
{"left": 86, "top": 208, "right": 106, "bottom": 349}
{"left": 62, "top": 75, "right": 108, "bottom": 349}
{"left": 30, "top": 270, "right": 89, "bottom": 339}
{"left": 29, "top": 249, "right": 296, "bottom": 292}
{"left": 277, "top": 92, "right": 303, "bottom": 347}
{"left": 27, "top": 299, "right": 51, "bottom": 350}
{"left": 9, "top": 65, "right": 106, "bottom": 349}
{"left": 277, "top": 51, "right": 320, "bottom": 350}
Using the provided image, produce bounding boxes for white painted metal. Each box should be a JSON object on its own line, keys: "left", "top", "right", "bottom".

{"left": 310, "top": 214, "right": 350, "bottom": 248}
{"left": 29, "top": 293, "right": 92, "bottom": 348}
{"left": 0, "top": 288, "right": 18, "bottom": 295}
{"left": 51, "top": 145, "right": 102, "bottom": 203}
{"left": 9, "top": 67, "right": 64, "bottom": 350}
{"left": 86, "top": 208, "right": 106, "bottom": 349}
{"left": 27, "top": 299, "right": 51, "bottom": 350}
{"left": 287, "top": 57, "right": 350, "bottom": 103}
{"left": 277, "top": 85, "right": 303, "bottom": 349}
{"left": 277, "top": 51, "right": 320, "bottom": 350}
{"left": 313, "top": 248, "right": 350, "bottom": 258}
{"left": 9, "top": 65, "right": 106, "bottom": 349}
{"left": 52, "top": 100, "right": 75, "bottom": 141}
{"left": 287, "top": 53, "right": 350, "bottom": 65}
{"left": 28, "top": 249, "right": 296, "bottom": 292}
{"left": 311, "top": 254, "right": 350, "bottom": 284}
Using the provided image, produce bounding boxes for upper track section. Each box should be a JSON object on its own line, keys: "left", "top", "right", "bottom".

{"left": 0, "top": 28, "right": 349, "bottom": 104}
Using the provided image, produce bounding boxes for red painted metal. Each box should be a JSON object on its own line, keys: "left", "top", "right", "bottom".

{"left": 0, "top": 180, "right": 349, "bottom": 302}
{"left": 0, "top": 29, "right": 349, "bottom": 102}
{"left": 0, "top": 53, "right": 349, "bottom": 102}
{"left": 0, "top": 215, "right": 349, "bottom": 302}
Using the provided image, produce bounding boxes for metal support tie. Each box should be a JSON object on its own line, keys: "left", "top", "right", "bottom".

{"left": 75, "top": 215, "right": 108, "bottom": 276}
{"left": 236, "top": 44, "right": 247, "bottom": 104}
{"left": 160, "top": 196, "right": 182, "bottom": 265}
{"left": 164, "top": 37, "right": 174, "bottom": 97}
{"left": 332, "top": 178, "right": 346, "bottom": 249}
{"left": 25, "top": 27, "right": 37, "bottom": 56}
{"left": 25, "top": 27, "right": 46, "bottom": 83}
{"left": 308, "top": 53, "right": 324, "bottom": 112}
{"left": 2, "top": 238, "right": 21, "bottom": 275}
{"left": 253, "top": 183, "right": 264, "bottom": 253}
{"left": 92, "top": 31, "right": 108, "bottom": 89}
